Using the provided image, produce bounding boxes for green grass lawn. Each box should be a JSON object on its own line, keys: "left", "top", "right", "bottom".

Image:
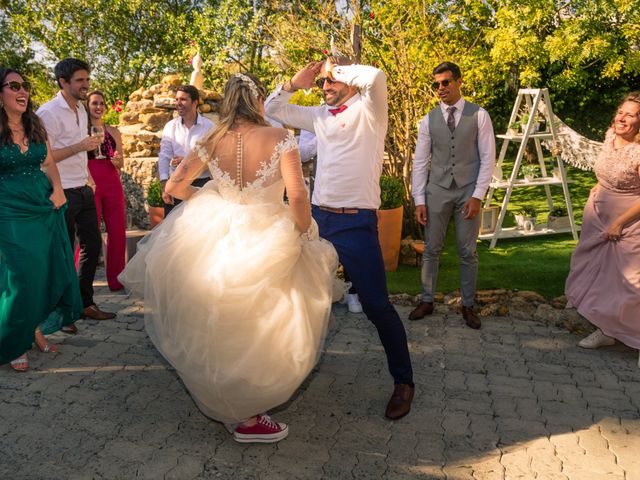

{"left": 388, "top": 164, "right": 597, "bottom": 299}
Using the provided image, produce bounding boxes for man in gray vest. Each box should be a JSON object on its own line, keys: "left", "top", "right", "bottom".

{"left": 409, "top": 61, "right": 495, "bottom": 329}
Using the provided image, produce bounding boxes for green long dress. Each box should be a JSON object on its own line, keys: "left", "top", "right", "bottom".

{"left": 0, "top": 142, "right": 82, "bottom": 364}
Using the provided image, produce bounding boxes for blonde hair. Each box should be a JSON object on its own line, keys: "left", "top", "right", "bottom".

{"left": 614, "top": 91, "right": 640, "bottom": 143}
{"left": 198, "top": 72, "right": 269, "bottom": 152}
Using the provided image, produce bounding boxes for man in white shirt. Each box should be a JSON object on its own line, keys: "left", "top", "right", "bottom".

{"left": 409, "top": 61, "right": 496, "bottom": 329}
{"left": 265, "top": 57, "right": 414, "bottom": 420}
{"left": 37, "top": 58, "right": 116, "bottom": 326}
{"left": 159, "top": 85, "right": 214, "bottom": 215}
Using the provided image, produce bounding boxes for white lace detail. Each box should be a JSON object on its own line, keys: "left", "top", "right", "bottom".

{"left": 593, "top": 129, "right": 640, "bottom": 193}
{"left": 204, "top": 131, "right": 298, "bottom": 200}
{"left": 197, "top": 146, "right": 210, "bottom": 164}
{"left": 252, "top": 131, "right": 297, "bottom": 189}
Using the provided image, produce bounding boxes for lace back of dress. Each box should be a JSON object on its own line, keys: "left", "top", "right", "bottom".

{"left": 202, "top": 127, "right": 291, "bottom": 192}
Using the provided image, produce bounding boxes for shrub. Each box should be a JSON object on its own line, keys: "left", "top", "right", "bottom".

{"left": 146, "top": 179, "right": 164, "bottom": 207}
{"left": 518, "top": 205, "right": 537, "bottom": 217}
{"left": 379, "top": 175, "right": 404, "bottom": 210}
{"left": 549, "top": 205, "right": 568, "bottom": 217}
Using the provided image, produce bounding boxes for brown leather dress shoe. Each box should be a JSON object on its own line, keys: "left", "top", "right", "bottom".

{"left": 462, "top": 305, "right": 481, "bottom": 329}
{"left": 82, "top": 305, "right": 116, "bottom": 320}
{"left": 385, "top": 384, "right": 415, "bottom": 420}
{"left": 408, "top": 301, "right": 434, "bottom": 320}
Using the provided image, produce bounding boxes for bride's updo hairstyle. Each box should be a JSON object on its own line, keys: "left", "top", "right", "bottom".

{"left": 199, "top": 72, "right": 270, "bottom": 151}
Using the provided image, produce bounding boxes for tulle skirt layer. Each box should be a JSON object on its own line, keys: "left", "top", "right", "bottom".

{"left": 120, "top": 184, "right": 339, "bottom": 421}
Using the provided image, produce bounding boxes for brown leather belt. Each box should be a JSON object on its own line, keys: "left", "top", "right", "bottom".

{"left": 318, "top": 206, "right": 363, "bottom": 214}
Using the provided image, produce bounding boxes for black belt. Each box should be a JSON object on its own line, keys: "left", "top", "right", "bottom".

{"left": 64, "top": 185, "right": 90, "bottom": 191}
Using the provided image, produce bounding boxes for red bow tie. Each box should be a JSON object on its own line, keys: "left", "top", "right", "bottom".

{"left": 328, "top": 104, "right": 348, "bottom": 116}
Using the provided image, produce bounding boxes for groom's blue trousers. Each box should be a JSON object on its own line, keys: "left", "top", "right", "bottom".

{"left": 312, "top": 205, "right": 414, "bottom": 386}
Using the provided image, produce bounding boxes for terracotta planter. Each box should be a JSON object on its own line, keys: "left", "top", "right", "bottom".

{"left": 148, "top": 206, "right": 164, "bottom": 228}
{"left": 377, "top": 205, "right": 404, "bottom": 272}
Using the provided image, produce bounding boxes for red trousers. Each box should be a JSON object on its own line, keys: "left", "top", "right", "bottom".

{"left": 76, "top": 160, "right": 126, "bottom": 291}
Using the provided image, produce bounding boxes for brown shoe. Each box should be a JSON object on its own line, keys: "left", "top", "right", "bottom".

{"left": 82, "top": 305, "right": 116, "bottom": 320}
{"left": 462, "top": 305, "right": 481, "bottom": 329}
{"left": 385, "top": 384, "right": 415, "bottom": 420}
{"left": 408, "top": 301, "right": 433, "bottom": 320}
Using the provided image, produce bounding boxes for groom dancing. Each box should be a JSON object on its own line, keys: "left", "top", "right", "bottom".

{"left": 265, "top": 57, "right": 414, "bottom": 420}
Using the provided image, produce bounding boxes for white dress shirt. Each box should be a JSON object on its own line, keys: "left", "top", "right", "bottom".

{"left": 412, "top": 97, "right": 495, "bottom": 205}
{"left": 37, "top": 91, "right": 90, "bottom": 189}
{"left": 298, "top": 130, "right": 317, "bottom": 163}
{"left": 158, "top": 114, "right": 215, "bottom": 181}
{"left": 265, "top": 64, "right": 388, "bottom": 210}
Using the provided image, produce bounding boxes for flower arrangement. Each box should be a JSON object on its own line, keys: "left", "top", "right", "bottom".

{"left": 518, "top": 205, "right": 537, "bottom": 218}
{"left": 549, "top": 205, "right": 567, "bottom": 217}
{"left": 521, "top": 164, "right": 538, "bottom": 180}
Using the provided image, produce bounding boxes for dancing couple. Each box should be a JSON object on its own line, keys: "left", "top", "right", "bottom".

{"left": 120, "top": 57, "right": 414, "bottom": 443}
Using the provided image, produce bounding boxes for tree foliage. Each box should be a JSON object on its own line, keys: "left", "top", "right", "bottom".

{"left": 1, "top": 0, "right": 638, "bottom": 233}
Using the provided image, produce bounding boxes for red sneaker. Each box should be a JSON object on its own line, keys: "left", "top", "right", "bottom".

{"left": 233, "top": 414, "right": 289, "bottom": 443}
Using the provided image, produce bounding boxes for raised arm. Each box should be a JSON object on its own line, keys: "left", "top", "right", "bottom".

{"left": 326, "top": 60, "right": 388, "bottom": 123}
{"left": 264, "top": 62, "right": 322, "bottom": 132}
{"left": 37, "top": 109, "right": 101, "bottom": 163}
{"left": 164, "top": 147, "right": 208, "bottom": 202}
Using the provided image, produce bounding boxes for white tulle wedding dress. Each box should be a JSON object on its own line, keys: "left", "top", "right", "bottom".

{"left": 119, "top": 128, "right": 339, "bottom": 422}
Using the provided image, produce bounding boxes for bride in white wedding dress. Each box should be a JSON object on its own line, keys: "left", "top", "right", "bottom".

{"left": 119, "top": 73, "right": 339, "bottom": 443}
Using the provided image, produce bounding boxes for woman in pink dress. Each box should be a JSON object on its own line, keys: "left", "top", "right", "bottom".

{"left": 85, "top": 91, "right": 126, "bottom": 291}
{"left": 565, "top": 92, "right": 640, "bottom": 367}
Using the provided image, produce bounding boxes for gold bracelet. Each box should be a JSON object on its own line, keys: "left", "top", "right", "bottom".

{"left": 287, "top": 80, "right": 298, "bottom": 92}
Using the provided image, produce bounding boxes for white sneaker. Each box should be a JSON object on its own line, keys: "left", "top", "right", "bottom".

{"left": 578, "top": 329, "right": 615, "bottom": 349}
{"left": 345, "top": 293, "right": 363, "bottom": 314}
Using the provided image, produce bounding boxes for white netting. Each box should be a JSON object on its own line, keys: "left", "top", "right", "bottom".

{"left": 539, "top": 103, "right": 603, "bottom": 171}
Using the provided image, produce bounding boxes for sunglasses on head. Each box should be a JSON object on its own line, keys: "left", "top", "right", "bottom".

{"left": 431, "top": 79, "right": 454, "bottom": 90}
{"left": 315, "top": 77, "right": 337, "bottom": 89}
{"left": 2, "top": 81, "right": 31, "bottom": 93}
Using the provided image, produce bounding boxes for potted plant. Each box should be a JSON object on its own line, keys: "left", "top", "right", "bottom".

{"left": 519, "top": 113, "right": 530, "bottom": 132}
{"left": 508, "top": 121, "right": 520, "bottom": 136}
{"left": 146, "top": 179, "right": 165, "bottom": 228}
{"left": 377, "top": 175, "right": 404, "bottom": 272}
{"left": 547, "top": 205, "right": 571, "bottom": 229}
{"left": 521, "top": 164, "right": 538, "bottom": 182}
{"left": 515, "top": 205, "right": 537, "bottom": 232}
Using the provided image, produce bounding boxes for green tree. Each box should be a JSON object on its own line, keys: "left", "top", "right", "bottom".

{"left": 1, "top": 0, "right": 197, "bottom": 103}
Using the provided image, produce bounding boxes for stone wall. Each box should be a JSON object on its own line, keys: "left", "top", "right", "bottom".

{"left": 120, "top": 74, "right": 221, "bottom": 228}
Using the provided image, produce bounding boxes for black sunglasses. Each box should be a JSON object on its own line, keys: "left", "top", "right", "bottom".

{"left": 431, "top": 79, "right": 454, "bottom": 90}
{"left": 315, "top": 77, "right": 337, "bottom": 89}
{"left": 2, "top": 81, "right": 31, "bottom": 93}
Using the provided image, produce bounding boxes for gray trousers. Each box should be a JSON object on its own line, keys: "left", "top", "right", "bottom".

{"left": 420, "top": 181, "right": 481, "bottom": 307}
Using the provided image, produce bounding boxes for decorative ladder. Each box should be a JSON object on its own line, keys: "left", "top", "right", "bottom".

{"left": 480, "top": 88, "right": 580, "bottom": 248}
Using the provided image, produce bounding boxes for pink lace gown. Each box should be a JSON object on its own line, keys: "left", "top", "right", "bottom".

{"left": 565, "top": 129, "right": 640, "bottom": 348}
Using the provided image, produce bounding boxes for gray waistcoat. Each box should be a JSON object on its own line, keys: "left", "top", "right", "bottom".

{"left": 428, "top": 102, "right": 480, "bottom": 189}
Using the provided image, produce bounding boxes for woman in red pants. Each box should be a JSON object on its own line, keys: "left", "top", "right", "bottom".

{"left": 85, "top": 91, "right": 126, "bottom": 291}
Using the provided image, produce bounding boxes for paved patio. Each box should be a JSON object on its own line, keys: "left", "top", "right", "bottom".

{"left": 1, "top": 268, "right": 639, "bottom": 479}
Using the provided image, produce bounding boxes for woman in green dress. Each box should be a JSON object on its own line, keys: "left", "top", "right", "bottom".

{"left": 0, "top": 67, "right": 82, "bottom": 371}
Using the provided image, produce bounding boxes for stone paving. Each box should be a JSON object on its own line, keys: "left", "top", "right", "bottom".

{"left": 1, "top": 269, "right": 639, "bottom": 479}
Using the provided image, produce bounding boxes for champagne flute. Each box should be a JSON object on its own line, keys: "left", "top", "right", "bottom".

{"left": 90, "top": 125, "right": 106, "bottom": 159}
